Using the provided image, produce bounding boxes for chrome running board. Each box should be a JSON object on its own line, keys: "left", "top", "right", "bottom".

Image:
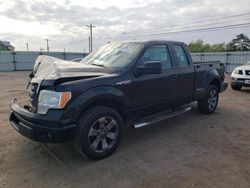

{"left": 132, "top": 106, "right": 192, "bottom": 128}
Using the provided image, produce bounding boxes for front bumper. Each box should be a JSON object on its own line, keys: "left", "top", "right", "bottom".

{"left": 10, "top": 100, "right": 76, "bottom": 143}
{"left": 231, "top": 78, "right": 250, "bottom": 87}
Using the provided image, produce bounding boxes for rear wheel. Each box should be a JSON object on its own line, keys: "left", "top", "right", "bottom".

{"left": 231, "top": 84, "right": 242, "bottom": 90}
{"left": 75, "top": 106, "right": 122, "bottom": 160}
{"left": 198, "top": 85, "right": 219, "bottom": 114}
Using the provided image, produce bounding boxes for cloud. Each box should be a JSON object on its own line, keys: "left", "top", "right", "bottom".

{"left": 0, "top": 0, "right": 250, "bottom": 51}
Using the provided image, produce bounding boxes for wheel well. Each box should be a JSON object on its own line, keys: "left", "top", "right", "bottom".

{"left": 210, "top": 79, "right": 220, "bottom": 91}
{"left": 81, "top": 98, "right": 127, "bottom": 122}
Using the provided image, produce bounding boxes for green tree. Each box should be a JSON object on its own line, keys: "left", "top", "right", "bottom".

{"left": 188, "top": 39, "right": 226, "bottom": 52}
{"left": 188, "top": 39, "right": 206, "bottom": 52}
{"left": 210, "top": 43, "right": 226, "bottom": 52}
{"left": 227, "top": 34, "right": 250, "bottom": 51}
{"left": 0, "top": 43, "right": 10, "bottom": 51}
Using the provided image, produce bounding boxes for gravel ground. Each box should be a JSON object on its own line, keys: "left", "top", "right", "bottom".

{"left": 0, "top": 71, "right": 250, "bottom": 188}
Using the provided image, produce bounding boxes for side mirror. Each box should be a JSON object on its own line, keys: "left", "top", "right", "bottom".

{"left": 135, "top": 61, "right": 162, "bottom": 77}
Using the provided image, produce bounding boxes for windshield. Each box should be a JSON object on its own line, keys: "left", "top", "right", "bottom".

{"left": 246, "top": 61, "right": 250, "bottom": 65}
{"left": 80, "top": 42, "right": 143, "bottom": 69}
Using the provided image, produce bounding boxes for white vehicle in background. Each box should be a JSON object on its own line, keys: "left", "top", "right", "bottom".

{"left": 231, "top": 61, "right": 250, "bottom": 90}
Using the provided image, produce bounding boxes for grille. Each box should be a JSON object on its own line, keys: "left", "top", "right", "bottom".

{"left": 29, "top": 83, "right": 38, "bottom": 110}
{"left": 237, "top": 78, "right": 245, "bottom": 81}
{"left": 245, "top": 70, "right": 250, "bottom": 76}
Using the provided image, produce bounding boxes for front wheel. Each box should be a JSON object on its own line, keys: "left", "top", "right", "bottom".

{"left": 75, "top": 106, "right": 123, "bottom": 160}
{"left": 197, "top": 85, "right": 219, "bottom": 114}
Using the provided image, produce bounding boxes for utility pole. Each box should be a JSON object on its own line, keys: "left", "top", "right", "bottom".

{"left": 86, "top": 24, "right": 95, "bottom": 52}
{"left": 26, "top": 43, "right": 29, "bottom": 52}
{"left": 63, "top": 48, "right": 66, "bottom": 60}
{"left": 44, "top": 38, "right": 50, "bottom": 52}
{"left": 88, "top": 36, "right": 91, "bottom": 53}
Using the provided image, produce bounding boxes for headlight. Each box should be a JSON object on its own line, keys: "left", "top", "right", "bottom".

{"left": 37, "top": 90, "right": 71, "bottom": 115}
{"left": 232, "top": 69, "right": 239, "bottom": 75}
{"left": 232, "top": 69, "right": 242, "bottom": 75}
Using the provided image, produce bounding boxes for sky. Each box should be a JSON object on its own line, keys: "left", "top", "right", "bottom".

{"left": 0, "top": 0, "right": 250, "bottom": 52}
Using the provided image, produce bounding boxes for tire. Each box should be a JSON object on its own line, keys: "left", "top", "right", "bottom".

{"left": 197, "top": 85, "right": 219, "bottom": 114}
{"left": 75, "top": 106, "right": 123, "bottom": 160}
{"left": 231, "top": 84, "right": 242, "bottom": 90}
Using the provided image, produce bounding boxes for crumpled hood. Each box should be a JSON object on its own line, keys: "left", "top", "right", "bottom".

{"left": 31, "top": 55, "right": 112, "bottom": 85}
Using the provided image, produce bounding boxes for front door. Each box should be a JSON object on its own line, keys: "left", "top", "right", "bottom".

{"left": 128, "top": 44, "right": 177, "bottom": 117}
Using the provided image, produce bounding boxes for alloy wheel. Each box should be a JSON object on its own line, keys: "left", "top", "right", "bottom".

{"left": 88, "top": 116, "right": 119, "bottom": 153}
{"left": 208, "top": 88, "right": 218, "bottom": 111}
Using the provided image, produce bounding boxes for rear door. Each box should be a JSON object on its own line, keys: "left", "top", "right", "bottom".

{"left": 170, "top": 43, "right": 195, "bottom": 104}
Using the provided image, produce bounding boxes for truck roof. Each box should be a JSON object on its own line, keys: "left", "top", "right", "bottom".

{"left": 112, "top": 40, "right": 186, "bottom": 46}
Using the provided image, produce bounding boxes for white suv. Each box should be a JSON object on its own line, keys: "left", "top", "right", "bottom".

{"left": 231, "top": 61, "right": 250, "bottom": 90}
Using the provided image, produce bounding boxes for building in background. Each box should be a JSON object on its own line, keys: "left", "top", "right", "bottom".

{"left": 0, "top": 41, "right": 15, "bottom": 51}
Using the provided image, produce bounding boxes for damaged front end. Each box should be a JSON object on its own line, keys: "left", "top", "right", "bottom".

{"left": 9, "top": 55, "right": 111, "bottom": 142}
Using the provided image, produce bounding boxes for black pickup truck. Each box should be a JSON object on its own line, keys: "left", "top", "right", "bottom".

{"left": 10, "top": 40, "right": 228, "bottom": 160}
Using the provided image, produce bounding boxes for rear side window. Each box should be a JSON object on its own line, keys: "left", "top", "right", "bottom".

{"left": 139, "top": 45, "right": 172, "bottom": 69}
{"left": 173, "top": 45, "right": 189, "bottom": 67}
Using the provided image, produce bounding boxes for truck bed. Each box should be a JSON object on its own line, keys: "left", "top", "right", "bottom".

{"left": 193, "top": 61, "right": 225, "bottom": 99}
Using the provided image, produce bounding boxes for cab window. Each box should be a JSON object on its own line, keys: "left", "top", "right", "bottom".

{"left": 139, "top": 45, "right": 172, "bottom": 69}
{"left": 173, "top": 45, "right": 189, "bottom": 67}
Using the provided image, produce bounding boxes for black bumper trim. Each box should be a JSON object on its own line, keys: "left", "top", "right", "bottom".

{"left": 10, "top": 101, "right": 76, "bottom": 143}
{"left": 231, "top": 80, "right": 250, "bottom": 87}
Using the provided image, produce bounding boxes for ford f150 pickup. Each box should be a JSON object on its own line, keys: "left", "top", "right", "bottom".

{"left": 10, "top": 40, "right": 228, "bottom": 160}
